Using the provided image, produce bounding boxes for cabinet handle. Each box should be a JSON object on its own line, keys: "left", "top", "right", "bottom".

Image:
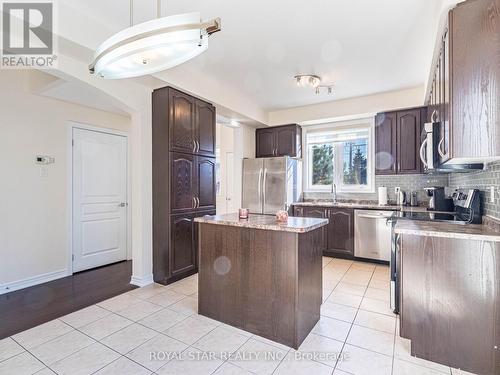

{"left": 192, "top": 197, "right": 196, "bottom": 209}
{"left": 192, "top": 140, "right": 196, "bottom": 153}
{"left": 196, "top": 141, "right": 200, "bottom": 153}
{"left": 438, "top": 138, "right": 446, "bottom": 158}
{"left": 196, "top": 197, "right": 200, "bottom": 208}
{"left": 419, "top": 138, "right": 428, "bottom": 167}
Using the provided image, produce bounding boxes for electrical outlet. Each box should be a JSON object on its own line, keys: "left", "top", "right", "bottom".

{"left": 491, "top": 186, "right": 495, "bottom": 203}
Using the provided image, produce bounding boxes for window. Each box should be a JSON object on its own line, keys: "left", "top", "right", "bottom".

{"left": 305, "top": 120, "right": 374, "bottom": 192}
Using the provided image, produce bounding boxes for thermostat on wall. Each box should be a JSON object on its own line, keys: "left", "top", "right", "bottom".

{"left": 35, "top": 155, "right": 55, "bottom": 165}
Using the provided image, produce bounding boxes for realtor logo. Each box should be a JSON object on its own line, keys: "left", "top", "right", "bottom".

{"left": 1, "top": 1, "right": 57, "bottom": 68}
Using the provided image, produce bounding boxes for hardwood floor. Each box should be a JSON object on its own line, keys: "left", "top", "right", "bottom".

{"left": 0, "top": 261, "right": 135, "bottom": 339}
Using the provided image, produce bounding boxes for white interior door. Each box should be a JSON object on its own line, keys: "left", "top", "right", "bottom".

{"left": 72, "top": 128, "right": 127, "bottom": 272}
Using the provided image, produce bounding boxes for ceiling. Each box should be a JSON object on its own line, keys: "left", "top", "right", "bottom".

{"left": 61, "top": 0, "right": 442, "bottom": 112}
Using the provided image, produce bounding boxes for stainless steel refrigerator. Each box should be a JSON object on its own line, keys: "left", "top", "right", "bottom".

{"left": 242, "top": 157, "right": 302, "bottom": 214}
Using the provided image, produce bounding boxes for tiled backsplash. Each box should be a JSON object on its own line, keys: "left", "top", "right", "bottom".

{"left": 303, "top": 162, "right": 500, "bottom": 219}
{"left": 304, "top": 174, "right": 449, "bottom": 205}
{"left": 449, "top": 161, "right": 500, "bottom": 219}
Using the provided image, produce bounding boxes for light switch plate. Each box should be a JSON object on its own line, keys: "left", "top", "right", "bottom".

{"left": 395, "top": 187, "right": 401, "bottom": 194}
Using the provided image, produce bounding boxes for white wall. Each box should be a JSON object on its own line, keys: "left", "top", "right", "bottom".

{"left": 0, "top": 70, "right": 131, "bottom": 291}
{"left": 267, "top": 86, "right": 424, "bottom": 125}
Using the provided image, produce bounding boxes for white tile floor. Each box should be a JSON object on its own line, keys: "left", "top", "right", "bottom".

{"left": 0, "top": 257, "right": 477, "bottom": 375}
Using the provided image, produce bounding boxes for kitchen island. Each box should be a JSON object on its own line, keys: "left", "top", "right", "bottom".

{"left": 194, "top": 213, "right": 328, "bottom": 349}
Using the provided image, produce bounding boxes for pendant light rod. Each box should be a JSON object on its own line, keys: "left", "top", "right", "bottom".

{"left": 157, "top": 0, "right": 161, "bottom": 18}
{"left": 130, "top": 0, "right": 133, "bottom": 26}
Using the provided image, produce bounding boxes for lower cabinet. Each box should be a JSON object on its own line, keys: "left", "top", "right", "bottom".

{"left": 168, "top": 210, "right": 215, "bottom": 283}
{"left": 325, "top": 208, "right": 354, "bottom": 258}
{"left": 399, "top": 234, "right": 500, "bottom": 375}
{"left": 294, "top": 206, "right": 354, "bottom": 258}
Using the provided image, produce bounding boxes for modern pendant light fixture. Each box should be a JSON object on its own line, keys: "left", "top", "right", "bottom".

{"left": 89, "top": 0, "right": 221, "bottom": 79}
{"left": 294, "top": 74, "right": 333, "bottom": 95}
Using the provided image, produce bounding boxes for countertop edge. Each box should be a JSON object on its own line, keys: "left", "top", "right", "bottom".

{"left": 194, "top": 217, "right": 329, "bottom": 233}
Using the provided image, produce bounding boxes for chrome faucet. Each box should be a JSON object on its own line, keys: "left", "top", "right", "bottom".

{"left": 331, "top": 183, "right": 337, "bottom": 203}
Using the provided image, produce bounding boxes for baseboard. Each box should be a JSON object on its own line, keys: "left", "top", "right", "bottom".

{"left": 130, "top": 273, "right": 154, "bottom": 287}
{"left": 0, "top": 269, "right": 68, "bottom": 295}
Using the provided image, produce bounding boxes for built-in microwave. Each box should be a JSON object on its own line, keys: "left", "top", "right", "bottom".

{"left": 419, "top": 113, "right": 483, "bottom": 172}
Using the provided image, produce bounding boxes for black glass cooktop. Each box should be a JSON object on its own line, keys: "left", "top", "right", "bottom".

{"left": 395, "top": 211, "right": 470, "bottom": 224}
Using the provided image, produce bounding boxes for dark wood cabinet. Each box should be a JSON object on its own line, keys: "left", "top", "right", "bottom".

{"left": 195, "top": 99, "right": 216, "bottom": 157}
{"left": 256, "top": 124, "right": 302, "bottom": 158}
{"left": 426, "top": 0, "right": 500, "bottom": 164}
{"left": 153, "top": 86, "right": 216, "bottom": 285}
{"left": 325, "top": 208, "right": 354, "bottom": 257}
{"left": 375, "top": 112, "right": 397, "bottom": 174}
{"left": 169, "top": 89, "right": 196, "bottom": 154}
{"left": 255, "top": 128, "right": 276, "bottom": 158}
{"left": 170, "top": 152, "right": 196, "bottom": 213}
{"left": 400, "top": 233, "right": 500, "bottom": 375}
{"left": 375, "top": 107, "right": 426, "bottom": 175}
{"left": 169, "top": 209, "right": 216, "bottom": 280}
{"left": 304, "top": 207, "right": 328, "bottom": 252}
{"left": 396, "top": 109, "right": 423, "bottom": 174}
{"left": 168, "top": 88, "right": 216, "bottom": 157}
{"left": 294, "top": 206, "right": 354, "bottom": 258}
{"left": 195, "top": 156, "right": 216, "bottom": 211}
{"left": 169, "top": 213, "right": 196, "bottom": 278}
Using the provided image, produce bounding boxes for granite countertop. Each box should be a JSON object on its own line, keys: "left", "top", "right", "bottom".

{"left": 194, "top": 213, "right": 328, "bottom": 233}
{"left": 394, "top": 219, "right": 500, "bottom": 242}
{"left": 292, "top": 201, "right": 429, "bottom": 212}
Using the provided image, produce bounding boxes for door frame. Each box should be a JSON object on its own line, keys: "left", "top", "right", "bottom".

{"left": 66, "top": 121, "right": 131, "bottom": 276}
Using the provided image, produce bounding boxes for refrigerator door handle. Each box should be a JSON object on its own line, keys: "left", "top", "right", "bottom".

{"left": 258, "top": 168, "right": 263, "bottom": 204}
{"left": 262, "top": 168, "right": 268, "bottom": 211}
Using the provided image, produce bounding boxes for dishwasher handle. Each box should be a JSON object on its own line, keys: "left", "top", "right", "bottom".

{"left": 357, "top": 213, "right": 392, "bottom": 219}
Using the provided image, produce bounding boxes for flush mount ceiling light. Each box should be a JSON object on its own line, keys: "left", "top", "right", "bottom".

{"left": 294, "top": 74, "right": 333, "bottom": 95}
{"left": 89, "top": 0, "right": 221, "bottom": 79}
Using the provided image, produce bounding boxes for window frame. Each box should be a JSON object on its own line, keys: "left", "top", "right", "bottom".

{"left": 303, "top": 117, "right": 375, "bottom": 194}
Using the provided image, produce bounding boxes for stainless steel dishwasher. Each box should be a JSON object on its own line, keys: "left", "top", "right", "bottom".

{"left": 354, "top": 210, "right": 393, "bottom": 261}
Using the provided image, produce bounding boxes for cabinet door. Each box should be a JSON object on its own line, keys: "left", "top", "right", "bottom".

{"left": 256, "top": 128, "right": 276, "bottom": 158}
{"left": 169, "top": 89, "right": 196, "bottom": 154}
{"left": 396, "top": 109, "right": 422, "bottom": 174}
{"left": 275, "top": 125, "right": 297, "bottom": 157}
{"left": 169, "top": 213, "right": 196, "bottom": 278}
{"left": 304, "top": 207, "right": 328, "bottom": 252}
{"left": 326, "top": 208, "right": 354, "bottom": 256}
{"left": 196, "top": 156, "right": 216, "bottom": 211}
{"left": 450, "top": 1, "right": 500, "bottom": 160}
{"left": 195, "top": 100, "right": 216, "bottom": 157}
{"left": 375, "top": 112, "right": 397, "bottom": 174}
{"left": 170, "top": 152, "right": 196, "bottom": 213}
{"left": 293, "top": 206, "right": 305, "bottom": 217}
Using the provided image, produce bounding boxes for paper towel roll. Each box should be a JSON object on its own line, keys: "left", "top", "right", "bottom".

{"left": 378, "top": 186, "right": 388, "bottom": 206}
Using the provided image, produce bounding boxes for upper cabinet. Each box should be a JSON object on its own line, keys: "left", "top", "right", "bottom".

{"left": 375, "top": 112, "right": 397, "bottom": 174}
{"left": 169, "top": 89, "right": 196, "bottom": 154}
{"left": 375, "top": 107, "right": 426, "bottom": 175}
{"left": 168, "top": 88, "right": 216, "bottom": 157}
{"left": 256, "top": 124, "right": 302, "bottom": 158}
{"left": 396, "top": 109, "right": 423, "bottom": 174}
{"left": 195, "top": 99, "right": 216, "bottom": 157}
{"left": 427, "top": 0, "right": 500, "bottom": 164}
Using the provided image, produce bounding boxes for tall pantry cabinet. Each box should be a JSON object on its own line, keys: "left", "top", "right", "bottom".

{"left": 153, "top": 87, "right": 216, "bottom": 285}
